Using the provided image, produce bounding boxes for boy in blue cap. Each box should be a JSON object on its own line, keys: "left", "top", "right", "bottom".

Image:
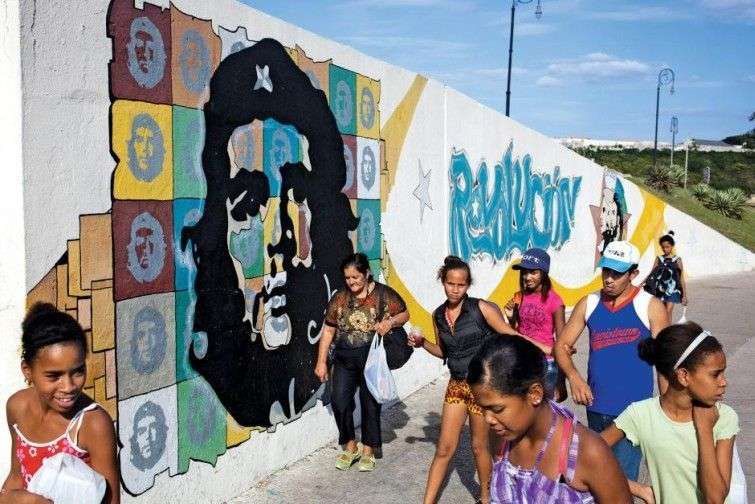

{"left": 554, "top": 241, "right": 669, "bottom": 480}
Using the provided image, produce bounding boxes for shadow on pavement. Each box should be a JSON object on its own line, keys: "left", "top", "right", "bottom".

{"left": 404, "top": 410, "right": 481, "bottom": 502}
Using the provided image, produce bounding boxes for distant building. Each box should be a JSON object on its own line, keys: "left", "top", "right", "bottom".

{"left": 684, "top": 138, "right": 748, "bottom": 152}
{"left": 557, "top": 137, "right": 750, "bottom": 153}
{"left": 557, "top": 137, "right": 671, "bottom": 151}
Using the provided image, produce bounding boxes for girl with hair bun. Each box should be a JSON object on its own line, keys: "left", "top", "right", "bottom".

{"left": 468, "top": 337, "right": 632, "bottom": 503}
{"left": 644, "top": 231, "right": 688, "bottom": 319}
{"left": 410, "top": 256, "right": 523, "bottom": 504}
{"left": 1, "top": 303, "right": 119, "bottom": 504}
{"left": 601, "top": 321, "right": 739, "bottom": 504}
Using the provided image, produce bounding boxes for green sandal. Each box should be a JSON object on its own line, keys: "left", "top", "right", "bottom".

{"left": 357, "top": 453, "right": 376, "bottom": 472}
{"left": 335, "top": 447, "right": 361, "bottom": 470}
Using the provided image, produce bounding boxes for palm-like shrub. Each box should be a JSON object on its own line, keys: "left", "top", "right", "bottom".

{"left": 645, "top": 165, "right": 677, "bottom": 193}
{"left": 691, "top": 183, "right": 713, "bottom": 202}
{"left": 706, "top": 187, "right": 747, "bottom": 219}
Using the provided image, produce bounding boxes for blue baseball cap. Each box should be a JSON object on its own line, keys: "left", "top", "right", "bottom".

{"left": 512, "top": 248, "right": 550, "bottom": 273}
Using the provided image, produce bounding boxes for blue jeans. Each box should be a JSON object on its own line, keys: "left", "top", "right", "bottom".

{"left": 543, "top": 358, "right": 559, "bottom": 399}
{"left": 587, "top": 411, "right": 641, "bottom": 480}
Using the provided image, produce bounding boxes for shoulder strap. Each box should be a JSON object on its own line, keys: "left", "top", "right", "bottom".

{"left": 377, "top": 283, "right": 387, "bottom": 319}
{"left": 633, "top": 290, "right": 652, "bottom": 331}
{"left": 497, "top": 439, "right": 509, "bottom": 461}
{"left": 557, "top": 417, "right": 574, "bottom": 477}
{"left": 67, "top": 403, "right": 99, "bottom": 445}
{"left": 584, "top": 293, "right": 600, "bottom": 323}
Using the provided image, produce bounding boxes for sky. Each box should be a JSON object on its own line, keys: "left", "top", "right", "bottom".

{"left": 239, "top": 0, "right": 755, "bottom": 142}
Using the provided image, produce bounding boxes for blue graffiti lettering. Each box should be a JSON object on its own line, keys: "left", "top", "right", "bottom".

{"left": 449, "top": 143, "right": 582, "bottom": 261}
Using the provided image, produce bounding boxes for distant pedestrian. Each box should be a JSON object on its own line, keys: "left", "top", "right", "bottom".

{"left": 644, "top": 231, "right": 688, "bottom": 320}
{"left": 469, "top": 337, "right": 632, "bottom": 504}
{"left": 554, "top": 241, "right": 670, "bottom": 481}
{"left": 314, "top": 253, "right": 409, "bottom": 472}
{"left": 601, "top": 322, "right": 740, "bottom": 504}
{"left": 504, "top": 248, "right": 568, "bottom": 401}
{"left": 1, "top": 303, "right": 120, "bottom": 504}
{"left": 410, "top": 255, "right": 519, "bottom": 504}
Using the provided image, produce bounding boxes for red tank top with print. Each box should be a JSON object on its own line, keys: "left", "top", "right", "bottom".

{"left": 13, "top": 403, "right": 97, "bottom": 488}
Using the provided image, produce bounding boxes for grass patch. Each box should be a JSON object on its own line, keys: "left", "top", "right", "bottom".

{"left": 575, "top": 148, "right": 755, "bottom": 194}
{"left": 623, "top": 174, "right": 755, "bottom": 251}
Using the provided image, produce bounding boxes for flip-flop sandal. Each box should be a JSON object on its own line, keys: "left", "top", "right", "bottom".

{"left": 335, "top": 448, "right": 361, "bottom": 470}
{"left": 357, "top": 454, "right": 376, "bottom": 472}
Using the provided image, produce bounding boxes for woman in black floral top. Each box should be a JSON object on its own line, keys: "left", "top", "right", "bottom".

{"left": 315, "top": 253, "right": 409, "bottom": 472}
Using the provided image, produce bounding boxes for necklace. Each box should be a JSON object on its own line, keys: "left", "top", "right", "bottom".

{"left": 445, "top": 299, "right": 464, "bottom": 330}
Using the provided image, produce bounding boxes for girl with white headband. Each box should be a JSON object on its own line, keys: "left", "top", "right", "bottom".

{"left": 600, "top": 321, "right": 739, "bottom": 504}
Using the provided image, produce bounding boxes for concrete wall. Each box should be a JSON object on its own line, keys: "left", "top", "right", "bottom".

{"left": 3, "top": 0, "right": 753, "bottom": 501}
{"left": 0, "top": 1, "right": 28, "bottom": 485}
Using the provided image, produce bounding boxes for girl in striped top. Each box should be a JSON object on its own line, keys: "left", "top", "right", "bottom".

{"left": 468, "top": 337, "right": 632, "bottom": 503}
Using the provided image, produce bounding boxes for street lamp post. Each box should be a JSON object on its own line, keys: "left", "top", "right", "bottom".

{"left": 670, "top": 116, "right": 678, "bottom": 167}
{"left": 505, "top": 0, "right": 542, "bottom": 117}
{"left": 653, "top": 68, "right": 675, "bottom": 167}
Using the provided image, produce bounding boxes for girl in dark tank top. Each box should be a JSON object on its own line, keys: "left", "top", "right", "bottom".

{"left": 409, "top": 256, "right": 519, "bottom": 504}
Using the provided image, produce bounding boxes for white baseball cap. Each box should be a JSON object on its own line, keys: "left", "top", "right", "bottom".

{"left": 598, "top": 241, "right": 640, "bottom": 273}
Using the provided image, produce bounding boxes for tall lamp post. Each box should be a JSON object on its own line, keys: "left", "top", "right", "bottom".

{"left": 505, "top": 0, "right": 542, "bottom": 117}
{"left": 670, "top": 116, "right": 678, "bottom": 167}
{"left": 653, "top": 68, "right": 675, "bottom": 167}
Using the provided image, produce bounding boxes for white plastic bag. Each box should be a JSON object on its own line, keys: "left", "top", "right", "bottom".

{"left": 728, "top": 442, "right": 748, "bottom": 504}
{"left": 28, "top": 452, "right": 106, "bottom": 504}
{"left": 363, "top": 333, "right": 399, "bottom": 404}
{"left": 677, "top": 306, "right": 688, "bottom": 324}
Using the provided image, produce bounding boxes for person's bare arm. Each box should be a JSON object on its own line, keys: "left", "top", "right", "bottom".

{"left": 79, "top": 409, "right": 120, "bottom": 504}
{"left": 600, "top": 419, "right": 655, "bottom": 502}
{"left": 678, "top": 258, "right": 688, "bottom": 306}
{"left": 648, "top": 295, "right": 670, "bottom": 337}
{"left": 648, "top": 295, "right": 670, "bottom": 393}
{"left": 478, "top": 300, "right": 519, "bottom": 336}
{"left": 315, "top": 325, "right": 336, "bottom": 382}
{"left": 694, "top": 405, "right": 732, "bottom": 504}
{"left": 374, "top": 310, "right": 409, "bottom": 336}
{"left": 577, "top": 428, "right": 632, "bottom": 504}
{"left": 418, "top": 319, "right": 444, "bottom": 358}
{"left": 555, "top": 297, "right": 593, "bottom": 406}
{"left": 551, "top": 304, "right": 566, "bottom": 356}
{"left": 627, "top": 480, "right": 656, "bottom": 503}
{"left": 599, "top": 423, "right": 625, "bottom": 447}
{"left": 478, "top": 300, "right": 552, "bottom": 354}
{"left": 1, "top": 395, "right": 52, "bottom": 504}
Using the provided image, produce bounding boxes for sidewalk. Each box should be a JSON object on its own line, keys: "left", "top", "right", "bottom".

{"left": 230, "top": 272, "right": 754, "bottom": 503}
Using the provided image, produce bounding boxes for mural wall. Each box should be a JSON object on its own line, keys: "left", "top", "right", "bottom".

{"left": 7, "top": 0, "right": 754, "bottom": 501}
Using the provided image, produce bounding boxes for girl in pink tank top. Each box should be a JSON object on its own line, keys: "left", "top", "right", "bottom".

{"left": 13, "top": 403, "right": 99, "bottom": 488}
{"left": 506, "top": 248, "right": 568, "bottom": 402}
{"left": 467, "top": 337, "right": 633, "bottom": 503}
{"left": 1, "top": 303, "right": 119, "bottom": 504}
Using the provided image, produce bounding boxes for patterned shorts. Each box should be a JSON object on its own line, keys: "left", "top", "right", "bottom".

{"left": 444, "top": 378, "right": 482, "bottom": 416}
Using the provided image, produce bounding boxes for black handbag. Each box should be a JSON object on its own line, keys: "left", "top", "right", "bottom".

{"left": 643, "top": 260, "right": 662, "bottom": 296}
{"left": 377, "top": 287, "right": 413, "bottom": 370}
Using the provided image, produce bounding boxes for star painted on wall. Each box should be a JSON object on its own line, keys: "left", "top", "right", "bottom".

{"left": 254, "top": 65, "right": 273, "bottom": 93}
{"left": 412, "top": 160, "right": 433, "bottom": 222}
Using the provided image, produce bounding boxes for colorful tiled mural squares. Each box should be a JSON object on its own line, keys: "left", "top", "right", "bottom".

{"left": 27, "top": 0, "right": 384, "bottom": 495}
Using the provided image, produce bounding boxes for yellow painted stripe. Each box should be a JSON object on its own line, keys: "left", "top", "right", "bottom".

{"left": 380, "top": 75, "right": 428, "bottom": 212}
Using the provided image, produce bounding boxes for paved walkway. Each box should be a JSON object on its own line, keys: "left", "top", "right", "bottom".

{"left": 230, "top": 272, "right": 754, "bottom": 503}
